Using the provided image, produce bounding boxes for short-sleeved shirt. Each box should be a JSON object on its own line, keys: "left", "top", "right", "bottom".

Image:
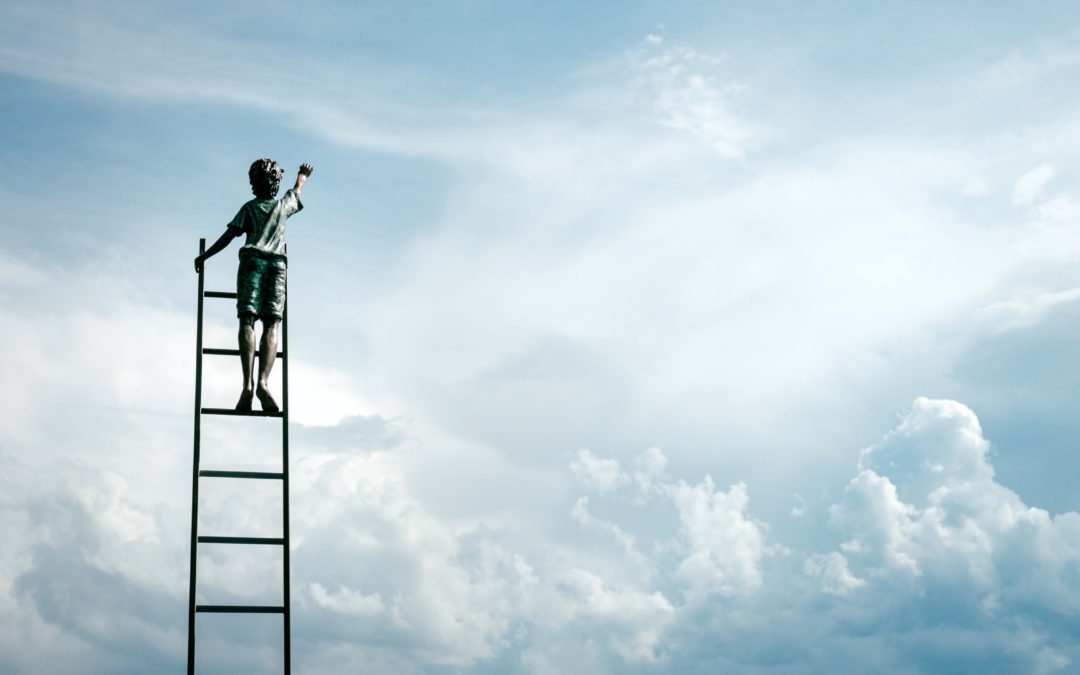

{"left": 227, "top": 188, "right": 303, "bottom": 259}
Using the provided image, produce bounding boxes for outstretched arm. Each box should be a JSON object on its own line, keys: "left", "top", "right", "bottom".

{"left": 194, "top": 228, "right": 240, "bottom": 273}
{"left": 293, "top": 163, "right": 313, "bottom": 197}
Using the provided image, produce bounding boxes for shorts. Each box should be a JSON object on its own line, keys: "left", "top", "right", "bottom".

{"left": 236, "top": 250, "right": 287, "bottom": 319}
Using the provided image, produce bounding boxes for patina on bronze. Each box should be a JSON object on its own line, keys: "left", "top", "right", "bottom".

{"left": 195, "top": 159, "right": 313, "bottom": 412}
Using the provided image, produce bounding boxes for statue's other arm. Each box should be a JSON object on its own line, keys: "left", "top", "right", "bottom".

{"left": 194, "top": 228, "right": 241, "bottom": 273}
{"left": 293, "top": 163, "right": 314, "bottom": 197}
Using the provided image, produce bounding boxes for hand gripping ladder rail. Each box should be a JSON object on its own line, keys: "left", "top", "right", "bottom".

{"left": 187, "top": 238, "right": 292, "bottom": 673}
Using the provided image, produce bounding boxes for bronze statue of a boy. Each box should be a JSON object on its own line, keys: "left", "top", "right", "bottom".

{"left": 195, "top": 159, "right": 313, "bottom": 412}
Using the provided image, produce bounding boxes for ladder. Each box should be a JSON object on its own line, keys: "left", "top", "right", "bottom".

{"left": 187, "top": 238, "right": 292, "bottom": 673}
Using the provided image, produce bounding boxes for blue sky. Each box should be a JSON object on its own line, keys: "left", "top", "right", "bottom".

{"left": 4, "top": 1, "right": 1080, "bottom": 673}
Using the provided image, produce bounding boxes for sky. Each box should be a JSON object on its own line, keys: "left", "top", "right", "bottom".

{"left": 3, "top": 1, "right": 1080, "bottom": 673}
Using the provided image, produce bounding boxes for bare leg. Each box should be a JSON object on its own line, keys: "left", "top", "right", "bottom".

{"left": 236, "top": 316, "right": 257, "bottom": 410}
{"left": 256, "top": 318, "right": 279, "bottom": 412}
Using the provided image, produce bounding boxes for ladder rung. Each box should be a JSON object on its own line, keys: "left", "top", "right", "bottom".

{"left": 196, "top": 605, "right": 285, "bottom": 614}
{"left": 204, "top": 291, "right": 237, "bottom": 299}
{"left": 200, "top": 470, "right": 284, "bottom": 480}
{"left": 198, "top": 536, "right": 284, "bottom": 545}
{"left": 201, "top": 407, "right": 284, "bottom": 418}
{"left": 203, "top": 348, "right": 285, "bottom": 358}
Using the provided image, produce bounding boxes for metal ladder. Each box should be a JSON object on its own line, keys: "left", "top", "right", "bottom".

{"left": 187, "top": 238, "right": 292, "bottom": 673}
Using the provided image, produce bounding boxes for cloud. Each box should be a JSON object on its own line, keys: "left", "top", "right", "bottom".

{"left": 9, "top": 276, "right": 1080, "bottom": 675}
{"left": 570, "top": 496, "right": 641, "bottom": 560}
{"left": 981, "top": 42, "right": 1080, "bottom": 88}
{"left": 817, "top": 398, "right": 1080, "bottom": 671}
{"left": 979, "top": 288, "right": 1080, "bottom": 333}
{"left": 555, "top": 568, "right": 674, "bottom": 662}
{"left": 670, "top": 478, "right": 766, "bottom": 599}
{"left": 360, "top": 130, "right": 1026, "bottom": 482}
{"left": 0, "top": 2, "right": 486, "bottom": 163}
{"left": 1014, "top": 178, "right": 1080, "bottom": 265}
{"left": 631, "top": 446, "right": 669, "bottom": 497}
{"left": 310, "top": 582, "right": 386, "bottom": 617}
{"left": 803, "top": 552, "right": 866, "bottom": 595}
{"left": 857, "top": 397, "right": 995, "bottom": 503}
{"left": 569, "top": 449, "right": 626, "bottom": 493}
{"left": 291, "top": 450, "right": 539, "bottom": 667}
{"left": 547, "top": 401, "right": 1080, "bottom": 673}
{"left": 294, "top": 442, "right": 779, "bottom": 671}
{"left": 567, "top": 447, "right": 770, "bottom": 607}
{"left": 1013, "top": 163, "right": 1057, "bottom": 205}
{"left": 0, "top": 454, "right": 185, "bottom": 674}
{"left": 626, "top": 36, "right": 756, "bottom": 158}
{"left": 962, "top": 175, "right": 988, "bottom": 196}
{"left": 295, "top": 414, "right": 407, "bottom": 453}
{"left": 0, "top": 4, "right": 763, "bottom": 181}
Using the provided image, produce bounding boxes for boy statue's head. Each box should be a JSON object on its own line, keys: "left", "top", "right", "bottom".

{"left": 248, "top": 158, "right": 285, "bottom": 199}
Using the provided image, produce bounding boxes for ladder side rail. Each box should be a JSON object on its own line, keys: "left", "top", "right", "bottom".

{"left": 282, "top": 264, "right": 292, "bottom": 674}
{"left": 187, "top": 238, "right": 206, "bottom": 675}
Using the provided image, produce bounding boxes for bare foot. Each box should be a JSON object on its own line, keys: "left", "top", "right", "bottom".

{"left": 256, "top": 384, "right": 279, "bottom": 413}
{"left": 235, "top": 390, "right": 254, "bottom": 411}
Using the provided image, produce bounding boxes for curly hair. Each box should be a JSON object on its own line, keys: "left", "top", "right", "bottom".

{"left": 248, "top": 158, "right": 284, "bottom": 199}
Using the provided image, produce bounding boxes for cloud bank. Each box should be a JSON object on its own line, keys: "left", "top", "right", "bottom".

{"left": 6, "top": 388, "right": 1080, "bottom": 673}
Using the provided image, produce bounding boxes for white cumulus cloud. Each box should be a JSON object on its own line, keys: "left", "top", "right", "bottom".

{"left": 804, "top": 552, "right": 866, "bottom": 595}
{"left": 670, "top": 478, "right": 766, "bottom": 599}
{"left": 569, "top": 449, "right": 626, "bottom": 493}
{"left": 825, "top": 397, "right": 1080, "bottom": 656}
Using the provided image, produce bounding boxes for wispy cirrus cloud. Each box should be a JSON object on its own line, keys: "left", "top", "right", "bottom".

{"left": 626, "top": 33, "right": 757, "bottom": 159}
